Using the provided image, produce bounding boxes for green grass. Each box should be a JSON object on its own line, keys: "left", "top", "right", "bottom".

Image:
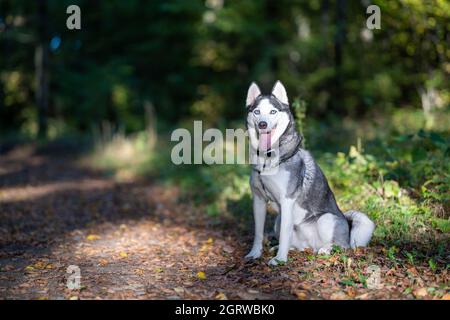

{"left": 319, "top": 132, "right": 449, "bottom": 244}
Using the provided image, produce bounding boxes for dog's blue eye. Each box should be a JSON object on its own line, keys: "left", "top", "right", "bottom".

{"left": 270, "top": 110, "right": 277, "bottom": 114}
{"left": 254, "top": 110, "right": 260, "bottom": 115}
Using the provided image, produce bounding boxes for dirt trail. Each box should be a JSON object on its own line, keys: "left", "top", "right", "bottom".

{"left": 0, "top": 145, "right": 447, "bottom": 300}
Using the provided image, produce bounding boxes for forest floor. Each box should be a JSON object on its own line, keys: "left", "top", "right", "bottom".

{"left": 0, "top": 144, "right": 448, "bottom": 300}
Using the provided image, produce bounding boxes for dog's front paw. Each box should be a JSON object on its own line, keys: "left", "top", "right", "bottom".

{"left": 318, "top": 247, "right": 331, "bottom": 255}
{"left": 245, "top": 247, "right": 262, "bottom": 260}
{"left": 268, "top": 256, "right": 287, "bottom": 266}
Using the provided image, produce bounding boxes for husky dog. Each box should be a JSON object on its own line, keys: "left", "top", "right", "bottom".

{"left": 245, "top": 81, "right": 375, "bottom": 266}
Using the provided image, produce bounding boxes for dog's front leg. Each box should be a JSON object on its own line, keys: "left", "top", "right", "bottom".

{"left": 245, "top": 194, "right": 266, "bottom": 260}
{"left": 269, "top": 199, "right": 294, "bottom": 265}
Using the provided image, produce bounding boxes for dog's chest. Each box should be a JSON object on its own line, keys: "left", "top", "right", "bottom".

{"left": 256, "top": 167, "right": 292, "bottom": 202}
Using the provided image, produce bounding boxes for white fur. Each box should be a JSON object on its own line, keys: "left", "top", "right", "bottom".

{"left": 291, "top": 222, "right": 319, "bottom": 251}
{"left": 271, "top": 81, "right": 289, "bottom": 105}
{"left": 269, "top": 197, "right": 295, "bottom": 265}
{"left": 316, "top": 214, "right": 339, "bottom": 254}
{"left": 248, "top": 167, "right": 297, "bottom": 265}
{"left": 247, "top": 126, "right": 259, "bottom": 152}
{"left": 257, "top": 98, "right": 274, "bottom": 114}
{"left": 246, "top": 82, "right": 261, "bottom": 107}
{"left": 247, "top": 97, "right": 289, "bottom": 172}
{"left": 245, "top": 194, "right": 266, "bottom": 259}
{"left": 344, "top": 210, "right": 375, "bottom": 248}
{"left": 268, "top": 112, "right": 289, "bottom": 149}
{"left": 247, "top": 98, "right": 290, "bottom": 151}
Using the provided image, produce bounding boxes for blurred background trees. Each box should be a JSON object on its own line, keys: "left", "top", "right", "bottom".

{"left": 0, "top": 0, "right": 448, "bottom": 137}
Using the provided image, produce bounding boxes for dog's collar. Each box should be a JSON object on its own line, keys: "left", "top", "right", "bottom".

{"left": 252, "top": 138, "right": 302, "bottom": 174}
{"left": 256, "top": 149, "right": 276, "bottom": 158}
{"left": 279, "top": 137, "right": 302, "bottom": 164}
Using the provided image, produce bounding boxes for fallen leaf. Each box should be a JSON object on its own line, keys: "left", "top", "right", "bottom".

{"left": 330, "top": 291, "right": 348, "bottom": 300}
{"left": 206, "top": 238, "right": 213, "bottom": 244}
{"left": 2, "top": 265, "right": 15, "bottom": 271}
{"left": 33, "top": 261, "right": 47, "bottom": 269}
{"left": 86, "top": 234, "right": 101, "bottom": 241}
{"left": 197, "top": 271, "right": 206, "bottom": 280}
{"left": 154, "top": 267, "right": 164, "bottom": 273}
{"left": 346, "top": 287, "right": 356, "bottom": 297}
{"left": 295, "top": 290, "right": 308, "bottom": 300}
{"left": 413, "top": 288, "right": 428, "bottom": 298}
{"left": 442, "top": 293, "right": 450, "bottom": 300}
{"left": 69, "top": 296, "right": 79, "bottom": 300}
{"left": 174, "top": 287, "right": 184, "bottom": 294}
{"left": 134, "top": 269, "right": 145, "bottom": 275}
{"left": 215, "top": 292, "right": 227, "bottom": 300}
{"left": 98, "top": 259, "right": 109, "bottom": 266}
{"left": 119, "top": 251, "right": 128, "bottom": 258}
{"left": 222, "top": 245, "right": 234, "bottom": 254}
{"left": 355, "top": 293, "right": 370, "bottom": 300}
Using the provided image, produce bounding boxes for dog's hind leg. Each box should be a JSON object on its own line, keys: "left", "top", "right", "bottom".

{"left": 273, "top": 213, "right": 281, "bottom": 240}
{"left": 268, "top": 214, "right": 281, "bottom": 253}
{"left": 272, "top": 213, "right": 307, "bottom": 253}
{"left": 317, "top": 213, "right": 350, "bottom": 254}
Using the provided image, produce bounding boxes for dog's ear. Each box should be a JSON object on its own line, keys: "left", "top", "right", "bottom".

{"left": 271, "top": 80, "right": 288, "bottom": 105}
{"left": 246, "top": 82, "right": 261, "bottom": 107}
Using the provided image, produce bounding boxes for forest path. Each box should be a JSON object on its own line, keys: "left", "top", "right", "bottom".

{"left": 0, "top": 145, "right": 446, "bottom": 300}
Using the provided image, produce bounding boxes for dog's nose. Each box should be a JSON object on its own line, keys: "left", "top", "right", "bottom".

{"left": 258, "top": 121, "right": 267, "bottom": 129}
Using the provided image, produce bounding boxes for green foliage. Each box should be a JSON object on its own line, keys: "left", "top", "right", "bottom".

{"left": 1, "top": 1, "right": 449, "bottom": 136}
{"left": 292, "top": 97, "right": 307, "bottom": 147}
{"left": 317, "top": 124, "right": 449, "bottom": 250}
{"left": 428, "top": 258, "right": 437, "bottom": 272}
{"left": 404, "top": 251, "right": 415, "bottom": 265}
{"left": 339, "top": 278, "right": 357, "bottom": 287}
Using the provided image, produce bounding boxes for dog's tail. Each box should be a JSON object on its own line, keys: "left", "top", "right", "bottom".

{"left": 344, "top": 210, "right": 375, "bottom": 248}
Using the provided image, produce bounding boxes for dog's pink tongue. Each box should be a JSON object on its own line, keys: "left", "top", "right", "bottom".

{"left": 259, "top": 132, "right": 271, "bottom": 152}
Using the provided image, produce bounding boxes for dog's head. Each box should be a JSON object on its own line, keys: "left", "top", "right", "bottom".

{"left": 246, "top": 81, "right": 291, "bottom": 153}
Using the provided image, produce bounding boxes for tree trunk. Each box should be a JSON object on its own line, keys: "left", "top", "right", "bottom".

{"left": 264, "top": 0, "right": 281, "bottom": 89}
{"left": 321, "top": 0, "right": 329, "bottom": 39}
{"left": 333, "top": 0, "right": 346, "bottom": 112}
{"left": 35, "top": 0, "right": 49, "bottom": 139}
{"left": 0, "top": 1, "right": 10, "bottom": 121}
